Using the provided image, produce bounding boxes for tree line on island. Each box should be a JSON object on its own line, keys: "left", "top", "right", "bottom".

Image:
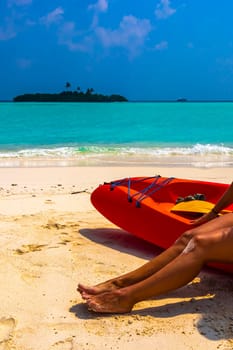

{"left": 13, "top": 82, "right": 128, "bottom": 102}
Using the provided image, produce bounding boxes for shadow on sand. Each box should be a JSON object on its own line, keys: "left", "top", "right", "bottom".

{"left": 71, "top": 227, "right": 233, "bottom": 342}
{"left": 79, "top": 227, "right": 161, "bottom": 260}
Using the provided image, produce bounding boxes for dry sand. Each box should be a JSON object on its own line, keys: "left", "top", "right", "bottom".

{"left": 0, "top": 166, "right": 232, "bottom": 350}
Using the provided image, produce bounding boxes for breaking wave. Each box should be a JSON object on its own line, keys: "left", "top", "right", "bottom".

{"left": 0, "top": 143, "right": 232, "bottom": 167}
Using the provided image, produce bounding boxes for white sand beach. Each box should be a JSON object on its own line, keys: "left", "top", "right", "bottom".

{"left": 0, "top": 166, "right": 232, "bottom": 350}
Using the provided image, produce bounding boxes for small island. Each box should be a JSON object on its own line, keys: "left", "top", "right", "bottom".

{"left": 13, "top": 83, "right": 127, "bottom": 103}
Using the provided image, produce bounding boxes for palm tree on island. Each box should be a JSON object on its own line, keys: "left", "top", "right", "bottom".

{"left": 65, "top": 82, "right": 71, "bottom": 90}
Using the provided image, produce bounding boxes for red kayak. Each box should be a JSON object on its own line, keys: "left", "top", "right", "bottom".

{"left": 91, "top": 175, "right": 233, "bottom": 274}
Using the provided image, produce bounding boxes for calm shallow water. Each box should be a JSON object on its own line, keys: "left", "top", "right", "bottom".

{"left": 0, "top": 102, "right": 233, "bottom": 167}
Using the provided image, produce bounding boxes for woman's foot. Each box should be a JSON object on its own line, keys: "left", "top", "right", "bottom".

{"left": 85, "top": 289, "right": 134, "bottom": 314}
{"left": 77, "top": 278, "right": 125, "bottom": 297}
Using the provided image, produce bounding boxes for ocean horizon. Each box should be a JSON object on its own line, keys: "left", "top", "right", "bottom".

{"left": 1, "top": 101, "right": 233, "bottom": 168}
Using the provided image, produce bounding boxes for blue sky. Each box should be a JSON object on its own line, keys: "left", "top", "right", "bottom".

{"left": 1, "top": 0, "right": 233, "bottom": 101}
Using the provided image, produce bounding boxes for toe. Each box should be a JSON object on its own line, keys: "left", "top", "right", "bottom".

{"left": 77, "top": 283, "right": 86, "bottom": 292}
{"left": 81, "top": 292, "right": 92, "bottom": 300}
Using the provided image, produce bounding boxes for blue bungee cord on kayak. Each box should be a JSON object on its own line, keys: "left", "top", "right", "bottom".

{"left": 134, "top": 177, "right": 174, "bottom": 207}
{"left": 108, "top": 175, "right": 175, "bottom": 207}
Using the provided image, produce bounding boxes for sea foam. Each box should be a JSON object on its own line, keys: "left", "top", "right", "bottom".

{"left": 0, "top": 143, "right": 232, "bottom": 167}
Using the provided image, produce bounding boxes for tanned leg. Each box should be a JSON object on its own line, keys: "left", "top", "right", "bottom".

{"left": 78, "top": 242, "right": 187, "bottom": 296}
{"left": 78, "top": 213, "right": 233, "bottom": 297}
{"left": 84, "top": 225, "right": 233, "bottom": 313}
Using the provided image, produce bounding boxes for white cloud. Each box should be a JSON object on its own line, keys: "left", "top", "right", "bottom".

{"left": 155, "top": 0, "right": 176, "bottom": 19}
{"left": 155, "top": 40, "right": 168, "bottom": 50}
{"left": 58, "top": 14, "right": 152, "bottom": 57}
{"left": 88, "top": 0, "right": 108, "bottom": 28}
{"left": 88, "top": 0, "right": 108, "bottom": 13}
{"left": 2, "top": 0, "right": 33, "bottom": 41}
{"left": 95, "top": 15, "right": 152, "bottom": 57}
{"left": 58, "top": 22, "right": 93, "bottom": 52}
{"left": 40, "top": 7, "right": 64, "bottom": 27}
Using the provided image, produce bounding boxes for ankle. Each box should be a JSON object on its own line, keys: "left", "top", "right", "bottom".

{"left": 113, "top": 277, "right": 127, "bottom": 288}
{"left": 117, "top": 286, "right": 137, "bottom": 305}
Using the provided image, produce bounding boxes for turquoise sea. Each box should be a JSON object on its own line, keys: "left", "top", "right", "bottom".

{"left": 1, "top": 102, "right": 233, "bottom": 167}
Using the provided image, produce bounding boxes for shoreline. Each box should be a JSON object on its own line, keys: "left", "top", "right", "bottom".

{"left": 0, "top": 165, "right": 232, "bottom": 349}
{"left": 0, "top": 143, "right": 232, "bottom": 169}
{"left": 0, "top": 156, "right": 233, "bottom": 168}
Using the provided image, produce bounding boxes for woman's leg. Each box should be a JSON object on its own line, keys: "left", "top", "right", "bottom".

{"left": 78, "top": 213, "right": 233, "bottom": 296}
{"left": 78, "top": 235, "right": 190, "bottom": 296}
{"left": 85, "top": 225, "right": 233, "bottom": 313}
